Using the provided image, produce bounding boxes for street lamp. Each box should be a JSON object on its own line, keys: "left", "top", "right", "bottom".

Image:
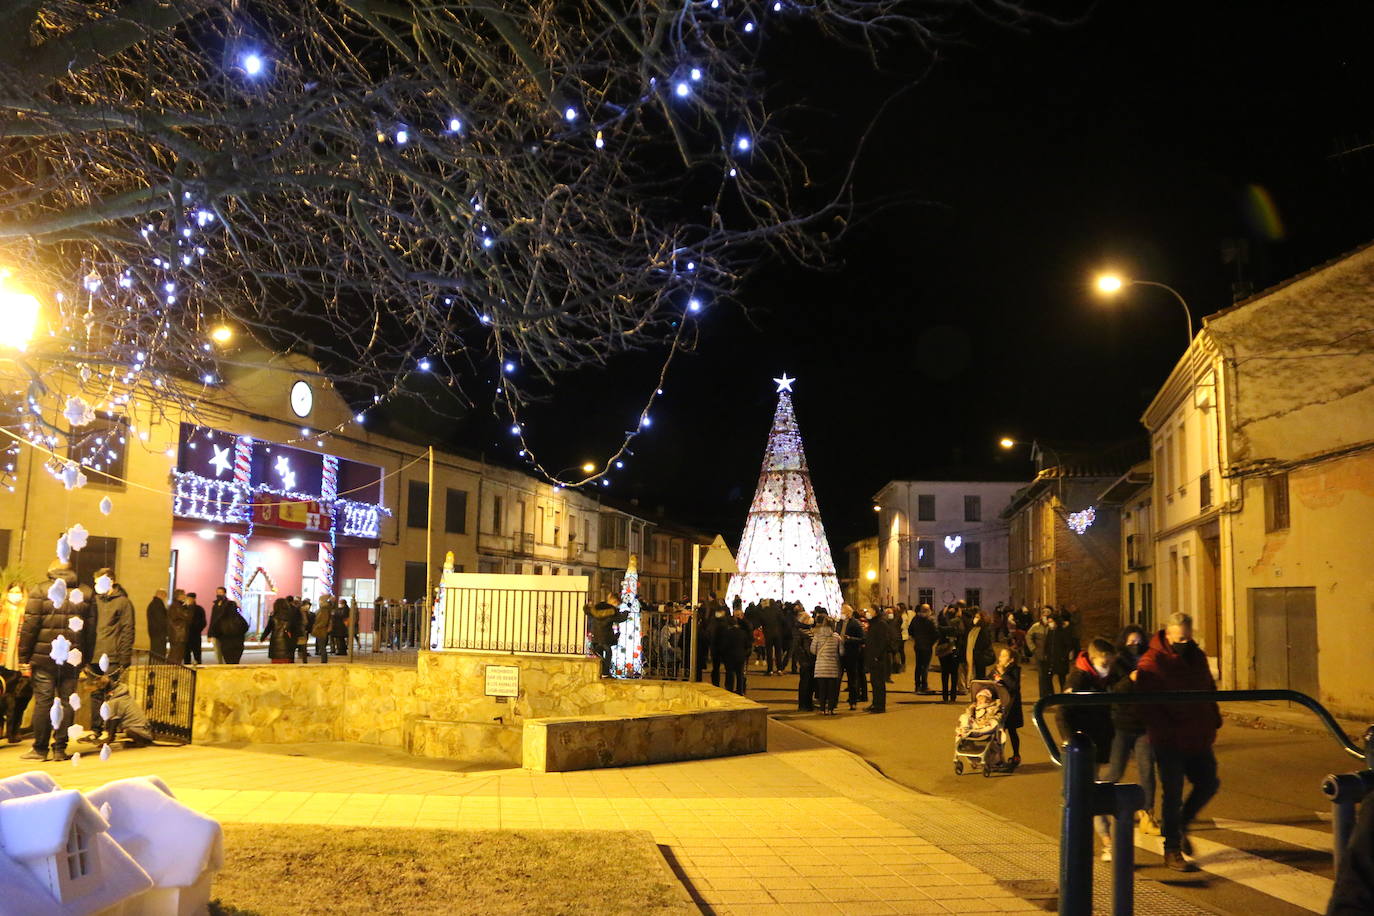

{"left": 210, "top": 324, "right": 234, "bottom": 344}
{"left": 1093, "top": 272, "right": 1194, "bottom": 348}
{"left": 581, "top": 462, "right": 595, "bottom": 474}
{"left": 999, "top": 437, "right": 1016, "bottom": 450}
{"left": 0, "top": 271, "right": 41, "bottom": 352}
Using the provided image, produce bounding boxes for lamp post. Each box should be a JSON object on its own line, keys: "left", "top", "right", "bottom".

{"left": 0, "top": 270, "right": 41, "bottom": 353}
{"left": 1094, "top": 273, "right": 1195, "bottom": 349}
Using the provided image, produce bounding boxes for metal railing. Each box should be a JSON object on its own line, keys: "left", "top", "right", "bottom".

{"left": 439, "top": 585, "right": 587, "bottom": 655}
{"left": 122, "top": 663, "right": 196, "bottom": 744}
{"left": 1031, "top": 689, "right": 1370, "bottom": 916}
{"left": 345, "top": 601, "right": 429, "bottom": 665}
{"left": 615, "top": 608, "right": 692, "bottom": 680}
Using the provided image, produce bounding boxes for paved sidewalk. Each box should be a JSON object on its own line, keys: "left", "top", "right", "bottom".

{"left": 0, "top": 722, "right": 1046, "bottom": 916}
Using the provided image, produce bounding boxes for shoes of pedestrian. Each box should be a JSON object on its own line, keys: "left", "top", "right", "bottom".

{"left": 1163, "top": 850, "right": 1196, "bottom": 872}
{"left": 18, "top": 748, "right": 46, "bottom": 761}
{"left": 1136, "top": 810, "right": 1161, "bottom": 836}
{"left": 848, "top": 703, "right": 857, "bottom": 710}
{"left": 1100, "top": 848, "right": 1112, "bottom": 863}
{"left": 1179, "top": 833, "right": 1193, "bottom": 856}
{"left": 865, "top": 707, "right": 885, "bottom": 714}
{"left": 50, "top": 749, "right": 72, "bottom": 762}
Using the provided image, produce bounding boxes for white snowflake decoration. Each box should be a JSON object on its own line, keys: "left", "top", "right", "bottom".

{"left": 68, "top": 692, "right": 81, "bottom": 711}
{"left": 63, "top": 396, "right": 96, "bottom": 427}
{"left": 61, "top": 463, "right": 87, "bottom": 490}
{"left": 47, "top": 579, "right": 67, "bottom": 609}
{"left": 1066, "top": 506, "right": 1097, "bottom": 535}
{"left": 99, "top": 701, "right": 111, "bottom": 721}
{"left": 70, "top": 752, "right": 81, "bottom": 767}
{"left": 66, "top": 523, "right": 90, "bottom": 550}
{"left": 67, "top": 723, "right": 84, "bottom": 742}
{"left": 48, "top": 702, "right": 62, "bottom": 729}
{"left": 99, "top": 745, "right": 112, "bottom": 762}
{"left": 99, "top": 653, "right": 110, "bottom": 673}
{"left": 66, "top": 648, "right": 83, "bottom": 668}
{"left": 48, "top": 633, "right": 71, "bottom": 664}
{"left": 70, "top": 588, "right": 84, "bottom": 606}
{"left": 94, "top": 574, "right": 112, "bottom": 595}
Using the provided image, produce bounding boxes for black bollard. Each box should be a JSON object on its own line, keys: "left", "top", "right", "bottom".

{"left": 1060, "top": 731, "right": 1096, "bottom": 916}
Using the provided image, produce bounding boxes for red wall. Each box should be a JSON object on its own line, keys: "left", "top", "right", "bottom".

{"left": 170, "top": 529, "right": 229, "bottom": 601}
{"left": 171, "top": 527, "right": 376, "bottom": 605}
{"left": 337, "top": 544, "right": 376, "bottom": 583}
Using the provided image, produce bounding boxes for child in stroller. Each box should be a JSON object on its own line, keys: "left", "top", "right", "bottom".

{"left": 953, "top": 680, "right": 1013, "bottom": 776}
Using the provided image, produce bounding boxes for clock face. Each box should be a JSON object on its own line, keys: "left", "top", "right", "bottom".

{"left": 290, "top": 380, "right": 313, "bottom": 418}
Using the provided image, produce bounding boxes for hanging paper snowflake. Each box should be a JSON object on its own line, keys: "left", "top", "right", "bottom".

{"left": 61, "top": 463, "right": 87, "bottom": 490}
{"left": 99, "top": 496, "right": 113, "bottom": 515}
{"left": 56, "top": 534, "right": 71, "bottom": 563}
{"left": 66, "top": 523, "right": 89, "bottom": 550}
{"left": 63, "top": 396, "right": 96, "bottom": 427}
{"left": 48, "top": 578, "right": 67, "bottom": 610}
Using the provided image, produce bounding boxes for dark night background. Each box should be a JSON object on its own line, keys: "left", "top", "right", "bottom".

{"left": 443, "top": 1, "right": 1374, "bottom": 555}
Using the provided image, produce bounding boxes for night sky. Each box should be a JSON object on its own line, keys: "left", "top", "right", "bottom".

{"left": 456, "top": 1, "right": 1374, "bottom": 554}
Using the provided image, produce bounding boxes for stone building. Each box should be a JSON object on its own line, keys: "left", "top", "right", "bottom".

{"left": 1002, "top": 444, "right": 1133, "bottom": 644}
{"left": 873, "top": 478, "right": 1022, "bottom": 611}
{"left": 842, "top": 536, "right": 879, "bottom": 607}
{"left": 1141, "top": 243, "right": 1374, "bottom": 717}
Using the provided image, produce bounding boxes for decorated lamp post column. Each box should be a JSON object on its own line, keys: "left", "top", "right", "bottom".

{"left": 318, "top": 454, "right": 338, "bottom": 597}
{"left": 224, "top": 435, "right": 254, "bottom": 604}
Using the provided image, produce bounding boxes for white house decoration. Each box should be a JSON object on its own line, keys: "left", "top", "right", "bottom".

{"left": 0, "top": 771, "right": 222, "bottom": 916}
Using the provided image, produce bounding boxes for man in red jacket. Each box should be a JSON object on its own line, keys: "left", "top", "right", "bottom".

{"left": 1133, "top": 612, "right": 1222, "bottom": 872}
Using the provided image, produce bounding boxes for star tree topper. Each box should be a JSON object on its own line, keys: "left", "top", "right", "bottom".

{"left": 773, "top": 373, "right": 795, "bottom": 393}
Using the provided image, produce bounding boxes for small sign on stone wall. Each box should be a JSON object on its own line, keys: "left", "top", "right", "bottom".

{"left": 485, "top": 664, "right": 520, "bottom": 698}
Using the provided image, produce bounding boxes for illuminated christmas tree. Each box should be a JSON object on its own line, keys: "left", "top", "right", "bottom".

{"left": 728, "top": 376, "right": 844, "bottom": 613}
{"left": 610, "top": 553, "right": 642, "bottom": 677}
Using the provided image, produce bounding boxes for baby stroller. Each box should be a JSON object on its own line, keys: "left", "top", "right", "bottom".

{"left": 953, "top": 680, "right": 1013, "bottom": 777}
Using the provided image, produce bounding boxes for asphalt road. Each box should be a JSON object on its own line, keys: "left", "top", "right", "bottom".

{"left": 741, "top": 660, "right": 1358, "bottom": 916}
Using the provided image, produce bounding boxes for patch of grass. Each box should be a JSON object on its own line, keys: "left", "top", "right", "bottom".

{"left": 209, "top": 823, "right": 697, "bottom": 916}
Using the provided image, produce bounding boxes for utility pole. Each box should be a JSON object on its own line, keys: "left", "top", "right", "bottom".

{"left": 424, "top": 446, "right": 435, "bottom": 602}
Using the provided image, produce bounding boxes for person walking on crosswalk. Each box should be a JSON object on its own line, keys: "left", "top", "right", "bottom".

{"left": 1134, "top": 612, "right": 1222, "bottom": 872}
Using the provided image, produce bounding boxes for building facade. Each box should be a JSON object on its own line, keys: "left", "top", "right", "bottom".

{"left": 0, "top": 348, "right": 724, "bottom": 646}
{"left": 873, "top": 480, "right": 1021, "bottom": 610}
{"left": 842, "top": 536, "right": 879, "bottom": 608}
{"left": 1139, "top": 244, "right": 1374, "bottom": 717}
{"left": 1003, "top": 446, "right": 1128, "bottom": 643}
{"left": 1097, "top": 460, "right": 1155, "bottom": 633}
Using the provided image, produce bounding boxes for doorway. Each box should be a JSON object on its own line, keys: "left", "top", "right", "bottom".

{"left": 1250, "top": 587, "right": 1318, "bottom": 698}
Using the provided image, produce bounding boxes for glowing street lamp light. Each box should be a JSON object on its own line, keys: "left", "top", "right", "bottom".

{"left": 999, "top": 437, "right": 1016, "bottom": 450}
{"left": 581, "top": 462, "right": 596, "bottom": 474}
{"left": 0, "top": 271, "right": 41, "bottom": 352}
{"left": 1093, "top": 272, "right": 1194, "bottom": 347}
{"left": 210, "top": 324, "right": 233, "bottom": 344}
{"left": 865, "top": 569, "right": 877, "bottom": 581}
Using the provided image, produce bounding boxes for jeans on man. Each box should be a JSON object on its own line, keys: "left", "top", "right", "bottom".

{"left": 315, "top": 636, "right": 330, "bottom": 663}
{"left": 30, "top": 667, "right": 78, "bottom": 754}
{"left": 724, "top": 661, "right": 746, "bottom": 696}
{"left": 914, "top": 646, "right": 933, "bottom": 692}
{"left": 1103, "top": 730, "right": 1157, "bottom": 813}
{"left": 867, "top": 657, "right": 889, "bottom": 711}
{"left": 1155, "top": 746, "right": 1220, "bottom": 851}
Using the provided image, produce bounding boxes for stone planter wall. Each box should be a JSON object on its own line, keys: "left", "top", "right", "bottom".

{"left": 194, "top": 651, "right": 766, "bottom": 771}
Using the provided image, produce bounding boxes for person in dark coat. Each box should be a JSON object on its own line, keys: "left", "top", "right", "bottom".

{"left": 1329, "top": 792, "right": 1374, "bottom": 915}
{"left": 166, "top": 590, "right": 192, "bottom": 667}
{"left": 145, "top": 588, "right": 169, "bottom": 663}
{"left": 861, "top": 608, "right": 892, "bottom": 713}
{"left": 758, "top": 599, "right": 784, "bottom": 675}
{"left": 184, "top": 592, "right": 206, "bottom": 664}
{"left": 17, "top": 561, "right": 89, "bottom": 761}
{"left": 585, "top": 593, "right": 629, "bottom": 676}
{"left": 909, "top": 604, "right": 937, "bottom": 695}
{"left": 967, "top": 608, "right": 995, "bottom": 680}
{"left": 721, "top": 606, "right": 753, "bottom": 695}
{"left": 794, "top": 609, "right": 816, "bottom": 710}
{"left": 840, "top": 604, "right": 866, "bottom": 709}
{"left": 1106, "top": 624, "right": 1158, "bottom": 834}
{"left": 1041, "top": 612, "right": 1075, "bottom": 695}
{"left": 1134, "top": 612, "right": 1222, "bottom": 872}
{"left": 1057, "top": 637, "right": 1121, "bottom": 861}
{"left": 261, "top": 597, "right": 300, "bottom": 663}
{"left": 708, "top": 602, "right": 731, "bottom": 686}
{"left": 208, "top": 587, "right": 248, "bottom": 664}
{"left": 88, "top": 568, "right": 136, "bottom": 738}
{"left": 991, "top": 646, "right": 1024, "bottom": 769}
{"left": 935, "top": 623, "right": 961, "bottom": 702}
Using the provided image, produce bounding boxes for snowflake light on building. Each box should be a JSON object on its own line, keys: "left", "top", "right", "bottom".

{"left": 943, "top": 535, "right": 962, "bottom": 554}
{"left": 727, "top": 376, "right": 843, "bottom": 613}
{"left": 1067, "top": 505, "right": 1097, "bottom": 535}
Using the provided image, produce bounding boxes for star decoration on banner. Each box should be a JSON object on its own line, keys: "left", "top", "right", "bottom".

{"left": 773, "top": 373, "right": 795, "bottom": 393}
{"left": 209, "top": 444, "right": 232, "bottom": 477}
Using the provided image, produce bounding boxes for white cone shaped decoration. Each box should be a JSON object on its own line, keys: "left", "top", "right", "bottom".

{"left": 48, "top": 578, "right": 67, "bottom": 609}
{"left": 99, "top": 653, "right": 110, "bottom": 673}
{"left": 56, "top": 534, "right": 71, "bottom": 563}
{"left": 68, "top": 693, "right": 81, "bottom": 711}
{"left": 727, "top": 376, "right": 844, "bottom": 614}
{"left": 49, "top": 702, "right": 63, "bottom": 729}
{"left": 99, "top": 496, "right": 113, "bottom": 515}
{"left": 99, "top": 701, "right": 112, "bottom": 721}
{"left": 100, "top": 744, "right": 112, "bottom": 762}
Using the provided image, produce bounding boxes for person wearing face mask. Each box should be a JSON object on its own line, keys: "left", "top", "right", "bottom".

{"left": 1134, "top": 612, "right": 1222, "bottom": 872}
{"left": 1056, "top": 637, "right": 1120, "bottom": 862}
{"left": 88, "top": 568, "right": 135, "bottom": 740}
{"left": 839, "top": 604, "right": 866, "bottom": 710}
{"left": 0, "top": 579, "right": 34, "bottom": 744}
{"left": 1107, "top": 624, "right": 1159, "bottom": 836}
{"left": 722, "top": 604, "right": 754, "bottom": 695}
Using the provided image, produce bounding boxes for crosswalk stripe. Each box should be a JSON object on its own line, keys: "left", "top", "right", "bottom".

{"left": 1212, "top": 817, "right": 1333, "bottom": 853}
{"left": 1135, "top": 832, "right": 1332, "bottom": 913}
